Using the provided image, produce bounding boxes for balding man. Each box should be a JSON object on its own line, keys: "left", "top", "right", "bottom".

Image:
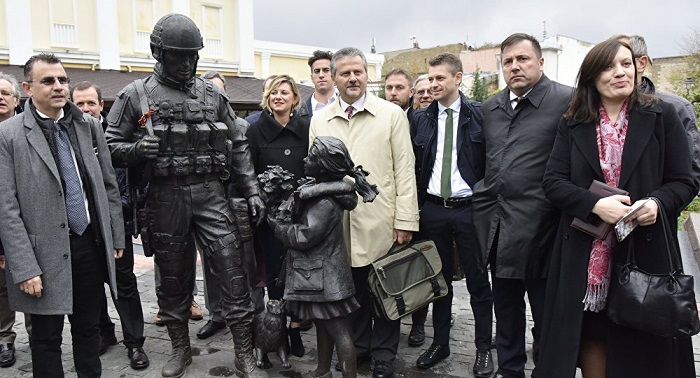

{"left": 618, "top": 34, "right": 700, "bottom": 187}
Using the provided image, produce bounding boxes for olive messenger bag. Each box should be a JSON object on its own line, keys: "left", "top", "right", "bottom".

{"left": 368, "top": 240, "right": 448, "bottom": 321}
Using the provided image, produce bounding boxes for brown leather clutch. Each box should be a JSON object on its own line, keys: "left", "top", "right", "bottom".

{"left": 570, "top": 180, "right": 628, "bottom": 239}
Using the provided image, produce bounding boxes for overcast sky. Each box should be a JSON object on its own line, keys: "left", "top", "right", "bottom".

{"left": 253, "top": 0, "right": 698, "bottom": 59}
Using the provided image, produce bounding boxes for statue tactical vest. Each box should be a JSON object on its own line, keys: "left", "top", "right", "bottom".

{"left": 136, "top": 79, "right": 231, "bottom": 178}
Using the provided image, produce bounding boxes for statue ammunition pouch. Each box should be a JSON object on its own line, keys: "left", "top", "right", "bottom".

{"left": 138, "top": 208, "right": 153, "bottom": 257}
{"left": 228, "top": 198, "right": 252, "bottom": 242}
{"left": 133, "top": 79, "right": 230, "bottom": 179}
{"left": 368, "top": 240, "right": 448, "bottom": 321}
{"left": 151, "top": 120, "right": 228, "bottom": 177}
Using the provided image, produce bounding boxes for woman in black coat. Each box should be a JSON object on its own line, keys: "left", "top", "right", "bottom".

{"left": 536, "top": 38, "right": 698, "bottom": 378}
{"left": 246, "top": 74, "right": 309, "bottom": 357}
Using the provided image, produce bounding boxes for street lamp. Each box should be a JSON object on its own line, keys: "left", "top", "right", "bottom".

{"left": 685, "top": 77, "right": 695, "bottom": 96}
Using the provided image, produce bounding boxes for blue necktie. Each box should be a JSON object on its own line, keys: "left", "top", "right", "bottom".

{"left": 52, "top": 120, "right": 89, "bottom": 235}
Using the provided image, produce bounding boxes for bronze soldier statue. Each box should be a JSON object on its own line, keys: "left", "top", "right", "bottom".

{"left": 105, "top": 13, "right": 267, "bottom": 378}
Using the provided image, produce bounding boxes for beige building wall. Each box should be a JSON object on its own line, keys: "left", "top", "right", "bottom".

{"left": 3, "top": 0, "right": 381, "bottom": 80}
{"left": 649, "top": 56, "right": 690, "bottom": 94}
{"left": 0, "top": 0, "right": 7, "bottom": 48}
{"left": 367, "top": 65, "right": 378, "bottom": 81}
{"left": 76, "top": 0, "right": 97, "bottom": 52}
{"left": 268, "top": 56, "right": 310, "bottom": 84}
{"left": 119, "top": 0, "right": 173, "bottom": 57}
{"left": 31, "top": 0, "right": 51, "bottom": 50}
{"left": 254, "top": 54, "right": 262, "bottom": 77}
{"left": 460, "top": 47, "right": 499, "bottom": 73}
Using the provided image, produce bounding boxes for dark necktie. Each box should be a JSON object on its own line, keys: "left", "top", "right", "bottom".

{"left": 52, "top": 120, "right": 89, "bottom": 235}
{"left": 441, "top": 108, "right": 453, "bottom": 199}
{"left": 513, "top": 96, "right": 525, "bottom": 110}
{"left": 346, "top": 105, "right": 354, "bottom": 119}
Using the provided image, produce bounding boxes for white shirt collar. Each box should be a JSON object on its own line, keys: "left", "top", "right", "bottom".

{"left": 437, "top": 97, "right": 461, "bottom": 115}
{"left": 339, "top": 93, "right": 366, "bottom": 113}
{"left": 509, "top": 88, "right": 534, "bottom": 102}
{"left": 36, "top": 107, "right": 65, "bottom": 121}
{"left": 311, "top": 92, "right": 336, "bottom": 112}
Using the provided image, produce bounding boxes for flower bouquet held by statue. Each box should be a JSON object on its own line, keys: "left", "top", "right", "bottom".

{"left": 259, "top": 136, "right": 379, "bottom": 378}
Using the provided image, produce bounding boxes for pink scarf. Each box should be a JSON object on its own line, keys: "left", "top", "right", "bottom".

{"left": 583, "top": 100, "right": 630, "bottom": 312}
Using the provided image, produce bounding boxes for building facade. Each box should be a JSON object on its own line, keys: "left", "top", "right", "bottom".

{"left": 0, "top": 0, "right": 382, "bottom": 110}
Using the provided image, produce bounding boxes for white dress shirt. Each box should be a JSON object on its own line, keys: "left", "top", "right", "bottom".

{"left": 38, "top": 108, "right": 91, "bottom": 223}
{"left": 338, "top": 93, "right": 366, "bottom": 117}
{"left": 427, "top": 97, "right": 472, "bottom": 198}
{"left": 311, "top": 92, "right": 336, "bottom": 113}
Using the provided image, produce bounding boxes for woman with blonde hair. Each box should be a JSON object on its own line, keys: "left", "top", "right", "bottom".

{"left": 246, "top": 74, "right": 310, "bottom": 361}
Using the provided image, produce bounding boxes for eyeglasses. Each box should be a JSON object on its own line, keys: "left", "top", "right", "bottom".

{"left": 0, "top": 90, "right": 16, "bottom": 98}
{"left": 28, "top": 76, "right": 70, "bottom": 86}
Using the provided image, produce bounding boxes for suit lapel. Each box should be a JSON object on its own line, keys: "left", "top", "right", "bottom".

{"left": 24, "top": 115, "right": 61, "bottom": 183}
{"left": 570, "top": 121, "right": 604, "bottom": 179}
{"left": 73, "top": 116, "right": 93, "bottom": 168}
{"left": 619, "top": 108, "right": 655, "bottom": 188}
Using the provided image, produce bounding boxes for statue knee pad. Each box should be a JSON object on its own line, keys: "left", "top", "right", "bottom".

{"left": 160, "top": 275, "right": 183, "bottom": 296}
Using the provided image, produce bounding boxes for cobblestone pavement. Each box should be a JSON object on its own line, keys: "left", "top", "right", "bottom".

{"left": 3, "top": 241, "right": 699, "bottom": 377}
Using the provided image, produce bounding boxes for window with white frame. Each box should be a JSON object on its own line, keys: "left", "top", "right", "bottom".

{"left": 133, "top": 0, "right": 155, "bottom": 53}
{"left": 49, "top": 0, "right": 78, "bottom": 48}
{"left": 201, "top": 5, "right": 223, "bottom": 58}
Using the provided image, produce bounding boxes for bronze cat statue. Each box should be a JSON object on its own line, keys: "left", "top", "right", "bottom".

{"left": 252, "top": 299, "right": 290, "bottom": 369}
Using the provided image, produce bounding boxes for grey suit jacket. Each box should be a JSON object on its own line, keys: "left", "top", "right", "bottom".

{"left": 0, "top": 101, "right": 124, "bottom": 315}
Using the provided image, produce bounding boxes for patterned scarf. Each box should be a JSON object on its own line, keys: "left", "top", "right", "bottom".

{"left": 583, "top": 99, "right": 630, "bottom": 312}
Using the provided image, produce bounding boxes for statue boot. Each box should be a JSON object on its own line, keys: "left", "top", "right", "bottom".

{"left": 162, "top": 322, "right": 192, "bottom": 378}
{"left": 232, "top": 325, "right": 269, "bottom": 378}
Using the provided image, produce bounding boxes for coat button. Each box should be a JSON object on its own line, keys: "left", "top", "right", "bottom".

{"left": 564, "top": 233, "right": 569, "bottom": 240}
{"left": 63, "top": 254, "right": 68, "bottom": 259}
{"left": 645, "top": 233, "right": 653, "bottom": 241}
{"left": 60, "top": 223, "right": 66, "bottom": 228}
{"left": 58, "top": 191, "right": 62, "bottom": 197}
{"left": 284, "top": 149, "right": 291, "bottom": 156}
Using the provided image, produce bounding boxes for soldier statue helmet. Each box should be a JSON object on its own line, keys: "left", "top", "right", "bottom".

{"left": 150, "top": 13, "right": 204, "bottom": 83}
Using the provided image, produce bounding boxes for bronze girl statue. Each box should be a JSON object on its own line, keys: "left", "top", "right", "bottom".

{"left": 265, "top": 136, "right": 378, "bottom": 378}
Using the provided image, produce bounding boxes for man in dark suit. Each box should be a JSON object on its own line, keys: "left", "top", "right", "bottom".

{"left": 471, "top": 33, "right": 573, "bottom": 378}
{"left": 410, "top": 53, "right": 494, "bottom": 377}
{"left": 303, "top": 50, "right": 336, "bottom": 117}
{"left": 71, "top": 81, "right": 150, "bottom": 369}
{"left": 0, "top": 53, "right": 124, "bottom": 377}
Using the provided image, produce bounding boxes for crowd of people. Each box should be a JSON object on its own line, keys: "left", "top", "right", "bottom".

{"left": 0, "top": 11, "right": 698, "bottom": 378}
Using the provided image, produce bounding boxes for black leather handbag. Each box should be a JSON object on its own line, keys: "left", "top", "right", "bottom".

{"left": 607, "top": 201, "right": 700, "bottom": 338}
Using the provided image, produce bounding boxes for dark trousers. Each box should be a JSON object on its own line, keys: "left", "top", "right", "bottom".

{"left": 348, "top": 265, "right": 400, "bottom": 363}
{"left": 148, "top": 181, "right": 254, "bottom": 327}
{"left": 256, "top": 222, "right": 299, "bottom": 321}
{"left": 492, "top": 276, "right": 546, "bottom": 378}
{"left": 99, "top": 235, "right": 145, "bottom": 348}
{"left": 32, "top": 228, "right": 106, "bottom": 378}
{"left": 419, "top": 201, "right": 493, "bottom": 348}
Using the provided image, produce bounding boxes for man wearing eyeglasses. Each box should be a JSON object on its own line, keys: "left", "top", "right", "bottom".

{"left": 0, "top": 72, "right": 23, "bottom": 369}
{"left": 0, "top": 53, "right": 124, "bottom": 377}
